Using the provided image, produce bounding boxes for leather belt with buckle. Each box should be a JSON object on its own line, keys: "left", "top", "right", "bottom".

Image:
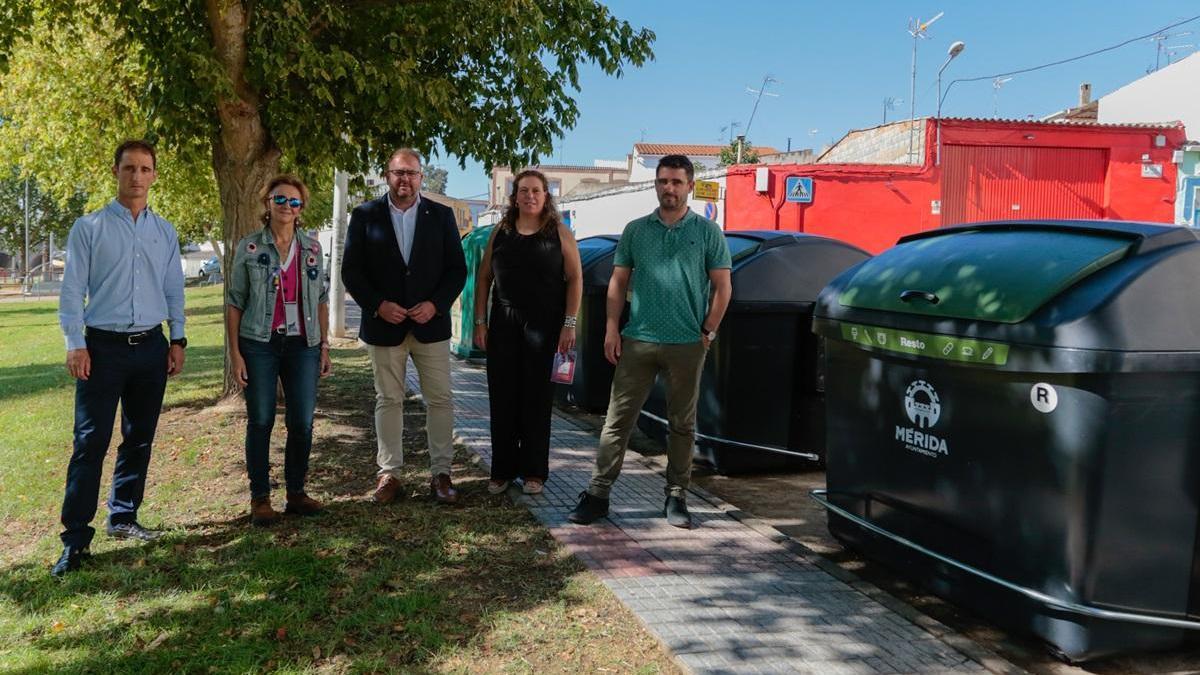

{"left": 87, "top": 326, "right": 162, "bottom": 345}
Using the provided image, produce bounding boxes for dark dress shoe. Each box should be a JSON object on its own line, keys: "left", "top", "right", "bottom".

{"left": 430, "top": 473, "right": 459, "bottom": 504}
{"left": 568, "top": 491, "right": 610, "bottom": 525}
{"left": 51, "top": 548, "right": 90, "bottom": 578}
{"left": 285, "top": 492, "right": 323, "bottom": 516}
{"left": 373, "top": 475, "right": 401, "bottom": 504}
{"left": 250, "top": 497, "right": 280, "bottom": 527}
{"left": 106, "top": 521, "right": 163, "bottom": 541}
{"left": 664, "top": 494, "right": 692, "bottom": 529}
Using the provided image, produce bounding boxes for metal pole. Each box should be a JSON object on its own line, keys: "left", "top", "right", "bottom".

{"left": 936, "top": 72, "right": 943, "bottom": 166}
{"left": 328, "top": 169, "right": 349, "bottom": 337}
{"left": 23, "top": 177, "right": 30, "bottom": 291}
{"left": 908, "top": 34, "right": 918, "bottom": 160}
{"left": 736, "top": 135, "right": 745, "bottom": 164}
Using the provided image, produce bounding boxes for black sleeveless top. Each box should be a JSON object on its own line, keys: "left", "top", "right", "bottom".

{"left": 490, "top": 225, "right": 566, "bottom": 322}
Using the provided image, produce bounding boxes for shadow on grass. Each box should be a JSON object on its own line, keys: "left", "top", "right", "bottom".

{"left": 0, "top": 304, "right": 60, "bottom": 317}
{"left": 0, "top": 496, "right": 578, "bottom": 672}
{"left": 0, "top": 346, "right": 228, "bottom": 405}
{"left": 0, "top": 345, "right": 587, "bottom": 672}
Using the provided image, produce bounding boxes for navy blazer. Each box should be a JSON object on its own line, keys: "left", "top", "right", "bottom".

{"left": 341, "top": 195, "right": 467, "bottom": 346}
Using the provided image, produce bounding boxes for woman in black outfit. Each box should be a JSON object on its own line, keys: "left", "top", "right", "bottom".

{"left": 474, "top": 169, "right": 582, "bottom": 495}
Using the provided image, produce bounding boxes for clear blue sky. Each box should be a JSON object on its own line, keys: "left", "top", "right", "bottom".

{"left": 438, "top": 0, "right": 1200, "bottom": 199}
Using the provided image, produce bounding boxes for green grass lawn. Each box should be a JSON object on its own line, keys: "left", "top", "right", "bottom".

{"left": 0, "top": 288, "right": 675, "bottom": 673}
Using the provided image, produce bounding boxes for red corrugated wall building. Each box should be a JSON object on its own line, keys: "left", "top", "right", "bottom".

{"left": 724, "top": 118, "right": 1185, "bottom": 253}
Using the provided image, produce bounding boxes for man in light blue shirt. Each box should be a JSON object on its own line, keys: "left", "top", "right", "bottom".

{"left": 52, "top": 140, "right": 188, "bottom": 578}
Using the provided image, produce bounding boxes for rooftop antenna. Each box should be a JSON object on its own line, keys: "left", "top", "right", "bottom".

{"left": 719, "top": 121, "right": 741, "bottom": 143}
{"left": 882, "top": 97, "right": 903, "bottom": 124}
{"left": 992, "top": 77, "right": 1013, "bottom": 117}
{"left": 1150, "top": 30, "right": 1192, "bottom": 71}
{"left": 744, "top": 75, "right": 779, "bottom": 138}
{"left": 907, "top": 11, "right": 943, "bottom": 160}
{"left": 1165, "top": 43, "right": 1195, "bottom": 65}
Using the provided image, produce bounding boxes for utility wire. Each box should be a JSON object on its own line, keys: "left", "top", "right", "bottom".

{"left": 941, "top": 12, "right": 1200, "bottom": 107}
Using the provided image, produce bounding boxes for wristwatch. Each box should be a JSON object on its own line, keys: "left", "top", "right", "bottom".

{"left": 170, "top": 337, "right": 188, "bottom": 349}
{"left": 474, "top": 317, "right": 486, "bottom": 326}
{"left": 703, "top": 327, "right": 717, "bottom": 342}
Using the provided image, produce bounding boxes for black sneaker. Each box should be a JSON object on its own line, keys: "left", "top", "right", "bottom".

{"left": 51, "top": 547, "right": 91, "bottom": 578}
{"left": 567, "top": 491, "right": 609, "bottom": 525}
{"left": 106, "top": 521, "right": 162, "bottom": 542}
{"left": 664, "top": 494, "right": 692, "bottom": 529}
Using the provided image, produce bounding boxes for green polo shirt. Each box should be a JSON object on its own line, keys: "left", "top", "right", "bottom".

{"left": 614, "top": 209, "right": 732, "bottom": 344}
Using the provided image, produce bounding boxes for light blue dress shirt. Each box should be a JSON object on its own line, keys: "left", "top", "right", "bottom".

{"left": 58, "top": 200, "right": 186, "bottom": 350}
{"left": 387, "top": 193, "right": 419, "bottom": 263}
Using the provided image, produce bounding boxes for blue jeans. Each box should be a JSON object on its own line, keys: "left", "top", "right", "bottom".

{"left": 240, "top": 334, "right": 320, "bottom": 498}
{"left": 61, "top": 331, "right": 168, "bottom": 549}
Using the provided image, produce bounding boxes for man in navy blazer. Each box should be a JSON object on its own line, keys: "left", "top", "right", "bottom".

{"left": 342, "top": 148, "right": 467, "bottom": 504}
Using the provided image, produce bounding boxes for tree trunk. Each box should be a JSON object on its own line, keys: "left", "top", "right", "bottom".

{"left": 207, "top": 233, "right": 223, "bottom": 259}
{"left": 206, "top": 0, "right": 282, "bottom": 396}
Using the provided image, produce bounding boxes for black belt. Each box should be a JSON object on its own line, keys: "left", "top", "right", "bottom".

{"left": 86, "top": 325, "right": 162, "bottom": 345}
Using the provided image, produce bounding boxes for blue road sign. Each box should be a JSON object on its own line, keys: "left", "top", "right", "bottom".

{"left": 785, "top": 176, "right": 813, "bottom": 203}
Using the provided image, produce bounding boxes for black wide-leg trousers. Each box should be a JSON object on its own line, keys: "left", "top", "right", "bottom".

{"left": 485, "top": 305, "right": 559, "bottom": 482}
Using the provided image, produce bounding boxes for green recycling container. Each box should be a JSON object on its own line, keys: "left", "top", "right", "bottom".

{"left": 812, "top": 219, "right": 1200, "bottom": 662}
{"left": 451, "top": 225, "right": 494, "bottom": 359}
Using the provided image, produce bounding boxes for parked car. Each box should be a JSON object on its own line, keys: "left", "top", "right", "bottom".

{"left": 199, "top": 256, "right": 221, "bottom": 278}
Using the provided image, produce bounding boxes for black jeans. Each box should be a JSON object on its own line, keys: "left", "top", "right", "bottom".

{"left": 240, "top": 334, "right": 320, "bottom": 498}
{"left": 60, "top": 330, "right": 168, "bottom": 549}
{"left": 485, "top": 306, "right": 558, "bottom": 482}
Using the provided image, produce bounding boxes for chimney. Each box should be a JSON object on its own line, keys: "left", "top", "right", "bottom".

{"left": 1079, "top": 83, "right": 1092, "bottom": 107}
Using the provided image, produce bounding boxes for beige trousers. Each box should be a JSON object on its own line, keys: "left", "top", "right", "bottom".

{"left": 588, "top": 338, "right": 707, "bottom": 499}
{"left": 366, "top": 335, "right": 455, "bottom": 478}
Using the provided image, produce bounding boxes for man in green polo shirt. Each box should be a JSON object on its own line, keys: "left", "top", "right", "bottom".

{"left": 569, "top": 154, "right": 732, "bottom": 529}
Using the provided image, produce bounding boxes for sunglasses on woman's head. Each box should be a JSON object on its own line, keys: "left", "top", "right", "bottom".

{"left": 271, "top": 195, "right": 304, "bottom": 208}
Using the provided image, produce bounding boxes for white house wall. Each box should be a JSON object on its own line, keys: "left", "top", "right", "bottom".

{"left": 1098, "top": 52, "right": 1199, "bottom": 137}
{"left": 561, "top": 173, "right": 727, "bottom": 239}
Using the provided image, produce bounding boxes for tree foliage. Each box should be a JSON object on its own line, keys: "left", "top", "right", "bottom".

{"left": 719, "top": 139, "right": 763, "bottom": 166}
{"left": 3, "top": 0, "right": 654, "bottom": 391}
{"left": 0, "top": 8, "right": 222, "bottom": 243}
{"left": 0, "top": 170, "right": 86, "bottom": 266}
{"left": 423, "top": 166, "right": 449, "bottom": 195}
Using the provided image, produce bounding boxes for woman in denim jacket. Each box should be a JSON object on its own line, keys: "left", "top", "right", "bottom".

{"left": 225, "top": 174, "right": 332, "bottom": 526}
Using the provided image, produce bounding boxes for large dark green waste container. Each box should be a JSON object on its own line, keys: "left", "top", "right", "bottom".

{"left": 555, "top": 234, "right": 628, "bottom": 412}
{"left": 637, "top": 231, "right": 869, "bottom": 473}
{"left": 811, "top": 219, "right": 1200, "bottom": 662}
{"left": 451, "top": 225, "right": 494, "bottom": 359}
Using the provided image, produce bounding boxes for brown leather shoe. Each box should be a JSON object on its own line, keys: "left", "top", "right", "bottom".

{"left": 285, "top": 492, "right": 323, "bottom": 516}
{"left": 373, "top": 475, "right": 401, "bottom": 504}
{"left": 250, "top": 497, "right": 279, "bottom": 527}
{"left": 430, "top": 473, "right": 459, "bottom": 504}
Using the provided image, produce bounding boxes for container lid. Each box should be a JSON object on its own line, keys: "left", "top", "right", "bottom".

{"left": 578, "top": 235, "right": 620, "bottom": 267}
{"left": 838, "top": 225, "right": 1135, "bottom": 323}
{"left": 731, "top": 233, "right": 870, "bottom": 304}
{"left": 725, "top": 234, "right": 763, "bottom": 264}
{"left": 578, "top": 234, "right": 622, "bottom": 287}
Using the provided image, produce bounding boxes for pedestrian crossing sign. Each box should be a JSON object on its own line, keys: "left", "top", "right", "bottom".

{"left": 785, "top": 176, "right": 813, "bottom": 203}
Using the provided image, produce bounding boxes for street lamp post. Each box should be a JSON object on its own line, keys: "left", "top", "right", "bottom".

{"left": 936, "top": 40, "right": 966, "bottom": 166}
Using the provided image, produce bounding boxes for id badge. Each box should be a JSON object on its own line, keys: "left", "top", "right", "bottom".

{"left": 284, "top": 301, "right": 302, "bottom": 336}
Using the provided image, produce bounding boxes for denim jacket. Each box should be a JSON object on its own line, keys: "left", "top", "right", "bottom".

{"left": 226, "top": 227, "right": 328, "bottom": 347}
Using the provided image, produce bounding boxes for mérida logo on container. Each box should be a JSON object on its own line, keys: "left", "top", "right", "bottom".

{"left": 896, "top": 380, "right": 950, "bottom": 457}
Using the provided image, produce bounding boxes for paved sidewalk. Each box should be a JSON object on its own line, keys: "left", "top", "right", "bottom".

{"left": 404, "top": 355, "right": 1021, "bottom": 674}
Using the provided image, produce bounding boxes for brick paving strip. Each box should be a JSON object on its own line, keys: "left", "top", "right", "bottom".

{"left": 400, "top": 356, "right": 1027, "bottom": 675}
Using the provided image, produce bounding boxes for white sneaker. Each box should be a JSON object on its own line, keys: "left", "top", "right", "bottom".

{"left": 487, "top": 480, "right": 510, "bottom": 495}
{"left": 522, "top": 479, "right": 544, "bottom": 495}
